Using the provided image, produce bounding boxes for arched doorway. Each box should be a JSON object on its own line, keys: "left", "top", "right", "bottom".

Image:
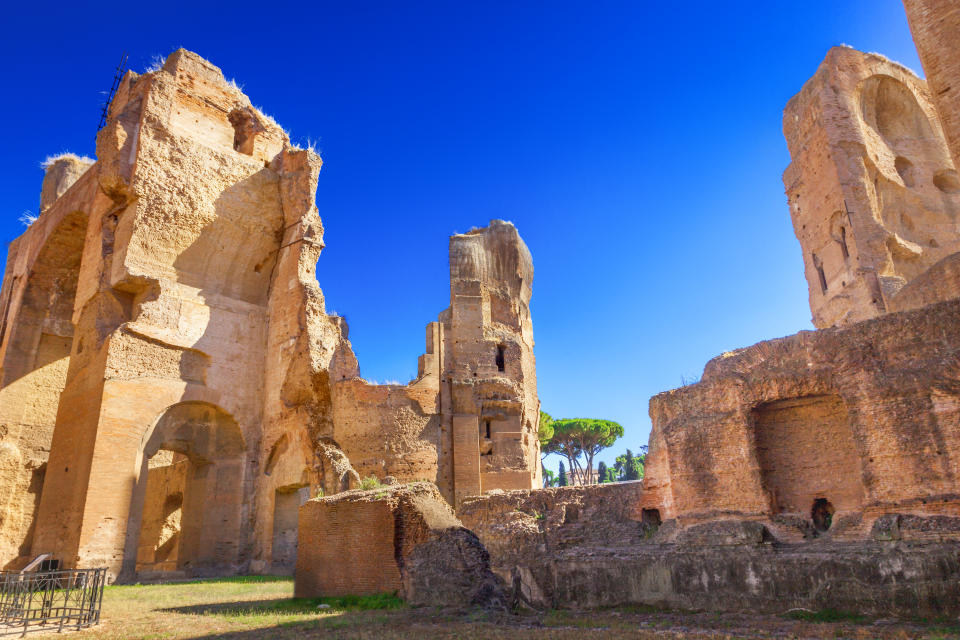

{"left": 135, "top": 450, "right": 187, "bottom": 574}
{"left": 123, "top": 402, "right": 246, "bottom": 580}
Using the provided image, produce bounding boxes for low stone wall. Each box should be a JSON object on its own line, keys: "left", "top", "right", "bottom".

{"left": 458, "top": 484, "right": 960, "bottom": 617}
{"left": 544, "top": 541, "right": 960, "bottom": 616}
{"left": 458, "top": 482, "right": 650, "bottom": 567}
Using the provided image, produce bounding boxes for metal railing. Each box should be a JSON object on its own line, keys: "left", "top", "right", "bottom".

{"left": 0, "top": 568, "right": 106, "bottom": 636}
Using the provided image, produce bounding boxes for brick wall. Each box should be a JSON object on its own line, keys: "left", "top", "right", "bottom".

{"left": 904, "top": 0, "right": 960, "bottom": 170}
{"left": 295, "top": 498, "right": 400, "bottom": 597}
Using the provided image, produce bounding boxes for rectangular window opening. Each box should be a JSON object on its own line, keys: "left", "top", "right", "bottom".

{"left": 812, "top": 253, "right": 828, "bottom": 294}
{"left": 495, "top": 345, "right": 505, "bottom": 372}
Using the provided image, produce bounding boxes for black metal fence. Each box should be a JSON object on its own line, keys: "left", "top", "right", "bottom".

{"left": 0, "top": 568, "right": 106, "bottom": 636}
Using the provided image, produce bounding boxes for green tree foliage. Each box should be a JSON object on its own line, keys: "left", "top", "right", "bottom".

{"left": 538, "top": 411, "right": 555, "bottom": 447}
{"left": 614, "top": 450, "right": 636, "bottom": 481}
{"left": 558, "top": 461, "right": 568, "bottom": 487}
{"left": 546, "top": 418, "right": 624, "bottom": 485}
{"left": 614, "top": 446, "right": 648, "bottom": 481}
{"left": 597, "top": 461, "right": 608, "bottom": 483}
{"left": 542, "top": 466, "right": 557, "bottom": 488}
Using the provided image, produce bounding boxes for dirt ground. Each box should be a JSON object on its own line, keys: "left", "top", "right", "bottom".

{"left": 41, "top": 576, "right": 960, "bottom": 639}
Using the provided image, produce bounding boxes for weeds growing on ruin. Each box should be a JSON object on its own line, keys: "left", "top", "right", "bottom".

{"left": 41, "top": 152, "right": 95, "bottom": 168}
{"left": 360, "top": 475, "right": 382, "bottom": 490}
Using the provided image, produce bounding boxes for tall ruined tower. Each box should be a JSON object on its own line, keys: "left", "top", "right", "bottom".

{"left": 440, "top": 222, "right": 540, "bottom": 505}
{"left": 327, "top": 221, "right": 541, "bottom": 507}
{"left": 783, "top": 46, "right": 960, "bottom": 328}
{"left": 5, "top": 50, "right": 352, "bottom": 579}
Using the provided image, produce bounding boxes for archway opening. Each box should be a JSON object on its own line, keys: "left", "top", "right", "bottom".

{"left": 811, "top": 498, "right": 835, "bottom": 533}
{"left": 271, "top": 486, "right": 310, "bottom": 575}
{"left": 0, "top": 210, "right": 87, "bottom": 565}
{"left": 126, "top": 402, "right": 246, "bottom": 580}
{"left": 641, "top": 508, "right": 662, "bottom": 530}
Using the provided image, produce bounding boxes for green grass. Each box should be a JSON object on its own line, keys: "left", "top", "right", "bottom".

{"left": 359, "top": 475, "right": 382, "bottom": 490}
{"left": 782, "top": 608, "right": 869, "bottom": 623}
{"left": 316, "top": 593, "right": 404, "bottom": 610}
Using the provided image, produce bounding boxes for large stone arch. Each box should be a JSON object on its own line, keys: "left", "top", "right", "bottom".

{"left": 120, "top": 401, "right": 247, "bottom": 581}
{"left": 0, "top": 209, "right": 87, "bottom": 384}
{"left": 0, "top": 208, "right": 87, "bottom": 567}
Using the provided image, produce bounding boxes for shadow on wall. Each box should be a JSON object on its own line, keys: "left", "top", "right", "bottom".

{"left": 0, "top": 208, "right": 88, "bottom": 569}
{"left": 172, "top": 168, "right": 284, "bottom": 306}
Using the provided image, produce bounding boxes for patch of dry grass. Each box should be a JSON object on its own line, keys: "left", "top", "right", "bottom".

{"left": 40, "top": 152, "right": 95, "bottom": 169}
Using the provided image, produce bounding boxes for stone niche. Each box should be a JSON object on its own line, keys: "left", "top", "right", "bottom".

{"left": 753, "top": 394, "right": 865, "bottom": 526}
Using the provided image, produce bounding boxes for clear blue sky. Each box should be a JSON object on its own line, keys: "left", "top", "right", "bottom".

{"left": 1, "top": 1, "right": 922, "bottom": 472}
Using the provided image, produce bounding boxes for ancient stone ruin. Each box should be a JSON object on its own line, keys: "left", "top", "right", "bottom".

{"left": 0, "top": 49, "right": 541, "bottom": 581}
{"left": 4, "top": 0, "right": 960, "bottom": 620}
{"left": 297, "top": 0, "right": 960, "bottom": 616}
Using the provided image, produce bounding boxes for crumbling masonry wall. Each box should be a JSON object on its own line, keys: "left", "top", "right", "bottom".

{"left": 296, "top": 482, "right": 503, "bottom": 606}
{"left": 329, "top": 221, "right": 542, "bottom": 505}
{"left": 783, "top": 47, "right": 960, "bottom": 328}
{"left": 16, "top": 50, "right": 326, "bottom": 580}
{"left": 457, "top": 297, "right": 960, "bottom": 617}
{"left": 643, "top": 297, "right": 960, "bottom": 532}
{"left": 0, "top": 49, "right": 540, "bottom": 579}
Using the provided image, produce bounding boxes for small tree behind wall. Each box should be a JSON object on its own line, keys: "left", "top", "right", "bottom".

{"left": 547, "top": 419, "right": 624, "bottom": 485}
